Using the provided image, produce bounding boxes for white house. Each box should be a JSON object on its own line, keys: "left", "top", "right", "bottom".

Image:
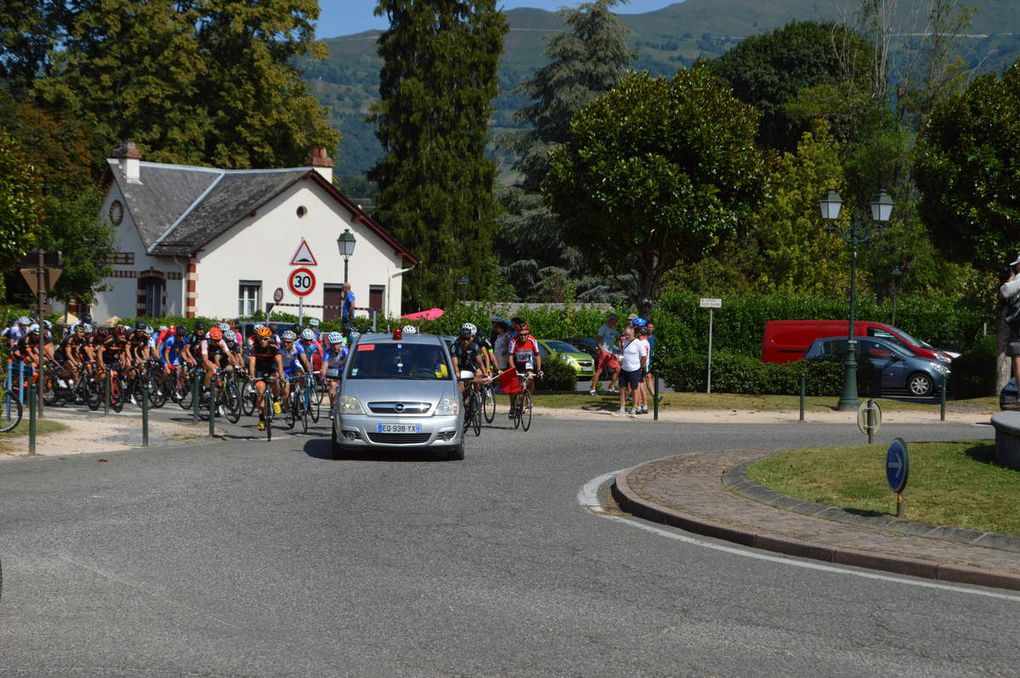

{"left": 79, "top": 142, "right": 418, "bottom": 322}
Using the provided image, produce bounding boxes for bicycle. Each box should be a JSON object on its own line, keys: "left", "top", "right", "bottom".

{"left": 209, "top": 367, "right": 242, "bottom": 424}
{"left": 284, "top": 374, "right": 308, "bottom": 434}
{"left": 1, "top": 359, "right": 24, "bottom": 433}
{"left": 508, "top": 372, "right": 536, "bottom": 431}
{"left": 252, "top": 375, "right": 283, "bottom": 441}
{"left": 460, "top": 376, "right": 487, "bottom": 437}
{"left": 481, "top": 378, "right": 496, "bottom": 424}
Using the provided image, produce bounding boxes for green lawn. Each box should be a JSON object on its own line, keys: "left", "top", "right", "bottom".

{"left": 0, "top": 419, "right": 69, "bottom": 453}
{"left": 747, "top": 440, "right": 1020, "bottom": 536}
{"left": 526, "top": 391, "right": 997, "bottom": 413}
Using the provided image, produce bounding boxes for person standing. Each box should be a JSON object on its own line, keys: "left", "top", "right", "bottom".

{"left": 1001, "top": 254, "right": 1020, "bottom": 393}
{"left": 590, "top": 313, "right": 621, "bottom": 396}
{"left": 643, "top": 321, "right": 658, "bottom": 399}
{"left": 341, "top": 283, "right": 356, "bottom": 333}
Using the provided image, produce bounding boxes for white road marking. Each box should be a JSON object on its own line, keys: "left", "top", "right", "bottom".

{"left": 578, "top": 471, "right": 1020, "bottom": 603}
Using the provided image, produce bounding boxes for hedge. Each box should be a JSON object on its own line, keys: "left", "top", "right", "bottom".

{"left": 536, "top": 356, "right": 577, "bottom": 392}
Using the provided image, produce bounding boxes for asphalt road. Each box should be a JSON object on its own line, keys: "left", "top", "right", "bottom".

{"left": 0, "top": 413, "right": 1015, "bottom": 677}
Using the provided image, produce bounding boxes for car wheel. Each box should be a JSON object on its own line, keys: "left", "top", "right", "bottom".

{"left": 908, "top": 373, "right": 934, "bottom": 397}
{"left": 446, "top": 443, "right": 464, "bottom": 461}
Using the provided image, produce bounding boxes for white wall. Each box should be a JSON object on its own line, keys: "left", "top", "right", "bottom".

{"left": 194, "top": 181, "right": 407, "bottom": 320}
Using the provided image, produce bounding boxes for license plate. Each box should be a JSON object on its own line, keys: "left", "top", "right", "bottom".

{"left": 377, "top": 423, "right": 422, "bottom": 434}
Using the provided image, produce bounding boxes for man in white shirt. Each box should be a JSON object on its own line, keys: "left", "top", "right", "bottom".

{"left": 617, "top": 326, "right": 649, "bottom": 415}
{"left": 1001, "top": 254, "right": 1020, "bottom": 384}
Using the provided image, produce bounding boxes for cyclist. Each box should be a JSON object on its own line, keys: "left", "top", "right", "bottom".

{"left": 308, "top": 317, "right": 323, "bottom": 343}
{"left": 451, "top": 323, "right": 490, "bottom": 408}
{"left": 12, "top": 325, "right": 42, "bottom": 378}
{"left": 58, "top": 323, "right": 90, "bottom": 385}
{"left": 3, "top": 316, "right": 31, "bottom": 351}
{"left": 198, "top": 326, "right": 229, "bottom": 395}
{"left": 223, "top": 329, "right": 245, "bottom": 370}
{"left": 180, "top": 321, "right": 206, "bottom": 370}
{"left": 320, "top": 332, "right": 348, "bottom": 413}
{"left": 507, "top": 322, "right": 542, "bottom": 415}
{"left": 279, "top": 329, "right": 312, "bottom": 406}
{"left": 248, "top": 325, "right": 284, "bottom": 431}
{"left": 160, "top": 326, "right": 185, "bottom": 374}
{"left": 100, "top": 325, "right": 129, "bottom": 375}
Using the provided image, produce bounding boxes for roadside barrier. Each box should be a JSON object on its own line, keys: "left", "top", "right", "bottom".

{"left": 27, "top": 381, "right": 36, "bottom": 456}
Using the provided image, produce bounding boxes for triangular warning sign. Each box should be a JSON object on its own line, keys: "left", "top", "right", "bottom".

{"left": 290, "top": 238, "right": 318, "bottom": 266}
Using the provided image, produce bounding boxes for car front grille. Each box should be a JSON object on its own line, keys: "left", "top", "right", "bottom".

{"left": 367, "top": 432, "right": 432, "bottom": 445}
{"left": 578, "top": 360, "right": 593, "bottom": 368}
{"left": 368, "top": 401, "right": 432, "bottom": 415}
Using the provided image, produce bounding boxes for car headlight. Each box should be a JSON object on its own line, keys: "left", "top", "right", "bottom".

{"left": 564, "top": 356, "right": 579, "bottom": 367}
{"left": 339, "top": 395, "right": 365, "bottom": 414}
{"left": 435, "top": 396, "right": 459, "bottom": 416}
{"left": 933, "top": 363, "right": 950, "bottom": 374}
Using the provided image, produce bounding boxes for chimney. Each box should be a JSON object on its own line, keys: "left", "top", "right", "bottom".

{"left": 306, "top": 146, "right": 334, "bottom": 184}
{"left": 111, "top": 140, "right": 142, "bottom": 184}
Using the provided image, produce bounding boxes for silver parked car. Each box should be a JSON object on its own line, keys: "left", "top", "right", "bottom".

{"left": 330, "top": 331, "right": 465, "bottom": 460}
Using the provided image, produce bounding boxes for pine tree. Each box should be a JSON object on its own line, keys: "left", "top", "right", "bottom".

{"left": 371, "top": 0, "right": 507, "bottom": 311}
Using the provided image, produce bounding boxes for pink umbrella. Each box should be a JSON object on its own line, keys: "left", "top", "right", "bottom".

{"left": 401, "top": 308, "right": 445, "bottom": 321}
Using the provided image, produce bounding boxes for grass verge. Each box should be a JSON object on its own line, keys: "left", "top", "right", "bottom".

{"left": 747, "top": 440, "right": 1020, "bottom": 536}
{"left": 0, "top": 419, "right": 70, "bottom": 453}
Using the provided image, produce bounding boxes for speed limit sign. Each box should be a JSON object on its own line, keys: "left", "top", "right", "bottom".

{"left": 288, "top": 267, "right": 316, "bottom": 297}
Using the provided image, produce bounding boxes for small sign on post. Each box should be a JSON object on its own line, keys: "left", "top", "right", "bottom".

{"left": 886, "top": 437, "right": 909, "bottom": 517}
{"left": 699, "top": 299, "right": 722, "bottom": 394}
{"left": 857, "top": 399, "right": 882, "bottom": 444}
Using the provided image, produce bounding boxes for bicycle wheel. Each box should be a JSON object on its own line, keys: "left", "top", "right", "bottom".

{"left": 295, "top": 390, "right": 308, "bottom": 433}
{"left": 85, "top": 375, "right": 101, "bottom": 410}
{"left": 482, "top": 383, "right": 495, "bottom": 424}
{"left": 110, "top": 377, "right": 124, "bottom": 413}
{"left": 178, "top": 374, "right": 194, "bottom": 410}
{"left": 511, "top": 397, "right": 521, "bottom": 429}
{"left": 264, "top": 392, "right": 273, "bottom": 441}
{"left": 224, "top": 379, "right": 242, "bottom": 424}
{"left": 308, "top": 383, "right": 320, "bottom": 423}
{"left": 471, "top": 392, "right": 482, "bottom": 436}
{"left": 520, "top": 390, "right": 533, "bottom": 431}
{"left": 283, "top": 389, "right": 296, "bottom": 429}
{"left": 0, "top": 391, "right": 23, "bottom": 432}
{"left": 314, "top": 375, "right": 325, "bottom": 405}
{"left": 241, "top": 380, "right": 256, "bottom": 416}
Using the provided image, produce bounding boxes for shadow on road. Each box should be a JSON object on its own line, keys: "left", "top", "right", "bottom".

{"left": 301, "top": 437, "right": 450, "bottom": 463}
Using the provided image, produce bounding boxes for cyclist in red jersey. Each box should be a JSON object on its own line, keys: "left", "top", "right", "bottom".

{"left": 506, "top": 323, "right": 542, "bottom": 414}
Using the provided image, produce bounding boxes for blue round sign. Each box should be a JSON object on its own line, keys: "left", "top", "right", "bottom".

{"left": 886, "top": 438, "right": 909, "bottom": 493}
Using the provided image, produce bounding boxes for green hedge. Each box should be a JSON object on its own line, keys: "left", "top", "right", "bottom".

{"left": 945, "top": 333, "right": 998, "bottom": 398}
{"left": 536, "top": 356, "right": 577, "bottom": 392}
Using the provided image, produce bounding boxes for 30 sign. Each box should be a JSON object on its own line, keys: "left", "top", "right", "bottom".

{"left": 288, "top": 267, "right": 316, "bottom": 297}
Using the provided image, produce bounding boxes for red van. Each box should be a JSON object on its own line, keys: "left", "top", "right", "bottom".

{"left": 761, "top": 320, "right": 951, "bottom": 364}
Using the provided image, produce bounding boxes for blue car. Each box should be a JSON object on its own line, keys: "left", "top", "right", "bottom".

{"left": 804, "top": 336, "right": 951, "bottom": 397}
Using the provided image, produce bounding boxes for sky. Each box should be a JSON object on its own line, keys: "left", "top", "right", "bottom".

{"left": 317, "top": 0, "right": 684, "bottom": 38}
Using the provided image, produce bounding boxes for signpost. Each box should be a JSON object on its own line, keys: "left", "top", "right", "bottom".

{"left": 288, "top": 267, "right": 316, "bottom": 324}
{"left": 699, "top": 298, "right": 722, "bottom": 393}
{"left": 19, "top": 249, "right": 62, "bottom": 420}
{"left": 857, "top": 399, "right": 882, "bottom": 444}
{"left": 886, "top": 437, "right": 909, "bottom": 517}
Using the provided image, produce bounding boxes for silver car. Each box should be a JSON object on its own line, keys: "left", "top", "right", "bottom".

{"left": 330, "top": 331, "right": 465, "bottom": 460}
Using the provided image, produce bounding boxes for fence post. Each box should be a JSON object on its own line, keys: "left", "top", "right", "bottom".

{"left": 18, "top": 360, "right": 25, "bottom": 405}
{"left": 799, "top": 371, "right": 806, "bottom": 423}
{"left": 27, "top": 382, "right": 37, "bottom": 456}
{"left": 653, "top": 374, "right": 660, "bottom": 421}
{"left": 141, "top": 375, "right": 149, "bottom": 447}
{"left": 5, "top": 360, "right": 11, "bottom": 420}
{"left": 192, "top": 371, "right": 201, "bottom": 425}
{"left": 940, "top": 374, "right": 948, "bottom": 422}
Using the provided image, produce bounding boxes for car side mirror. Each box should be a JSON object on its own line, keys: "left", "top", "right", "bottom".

{"left": 888, "top": 353, "right": 900, "bottom": 362}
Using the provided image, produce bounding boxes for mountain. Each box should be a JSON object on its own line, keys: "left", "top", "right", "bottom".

{"left": 299, "top": 0, "right": 1020, "bottom": 186}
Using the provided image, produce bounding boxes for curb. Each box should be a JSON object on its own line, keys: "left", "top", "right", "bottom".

{"left": 611, "top": 461, "right": 1020, "bottom": 592}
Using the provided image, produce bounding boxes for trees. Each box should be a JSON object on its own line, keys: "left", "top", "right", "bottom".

{"left": 371, "top": 0, "right": 507, "bottom": 310}
{"left": 0, "top": 127, "right": 41, "bottom": 300}
{"left": 545, "top": 68, "right": 766, "bottom": 309}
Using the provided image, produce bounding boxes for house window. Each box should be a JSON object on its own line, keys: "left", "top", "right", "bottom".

{"left": 369, "top": 285, "right": 384, "bottom": 313}
{"left": 238, "top": 281, "right": 261, "bottom": 317}
{"left": 108, "top": 252, "right": 135, "bottom": 265}
{"left": 323, "top": 284, "right": 343, "bottom": 322}
{"left": 145, "top": 279, "right": 164, "bottom": 317}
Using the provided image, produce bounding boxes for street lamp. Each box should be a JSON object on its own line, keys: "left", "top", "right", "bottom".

{"left": 890, "top": 265, "right": 903, "bottom": 326}
{"left": 457, "top": 275, "right": 469, "bottom": 302}
{"left": 820, "top": 189, "right": 894, "bottom": 411}
{"left": 337, "top": 228, "right": 356, "bottom": 283}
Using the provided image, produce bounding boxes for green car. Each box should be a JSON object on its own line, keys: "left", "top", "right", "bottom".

{"left": 538, "top": 339, "right": 595, "bottom": 376}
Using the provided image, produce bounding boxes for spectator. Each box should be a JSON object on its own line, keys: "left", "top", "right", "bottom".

{"left": 589, "top": 313, "right": 621, "bottom": 395}
{"left": 492, "top": 319, "right": 511, "bottom": 371}
{"left": 643, "top": 321, "right": 658, "bottom": 399}
{"left": 341, "top": 283, "right": 356, "bottom": 330}
{"left": 1001, "top": 254, "right": 1020, "bottom": 390}
{"left": 617, "top": 326, "right": 647, "bottom": 415}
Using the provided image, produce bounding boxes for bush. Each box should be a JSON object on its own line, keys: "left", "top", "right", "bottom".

{"left": 536, "top": 356, "right": 577, "bottom": 392}
{"left": 947, "top": 333, "right": 998, "bottom": 398}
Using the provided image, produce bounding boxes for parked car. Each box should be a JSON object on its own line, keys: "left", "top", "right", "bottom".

{"left": 538, "top": 339, "right": 595, "bottom": 377}
{"left": 330, "top": 330, "right": 465, "bottom": 460}
{"left": 762, "top": 320, "right": 954, "bottom": 364}
{"left": 564, "top": 336, "right": 600, "bottom": 360}
{"left": 803, "top": 336, "right": 951, "bottom": 397}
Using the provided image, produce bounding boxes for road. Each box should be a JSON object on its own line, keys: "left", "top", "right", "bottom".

{"left": 0, "top": 414, "right": 1015, "bottom": 676}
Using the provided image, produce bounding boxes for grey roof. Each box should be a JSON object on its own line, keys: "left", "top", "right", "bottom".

{"left": 108, "top": 160, "right": 221, "bottom": 249}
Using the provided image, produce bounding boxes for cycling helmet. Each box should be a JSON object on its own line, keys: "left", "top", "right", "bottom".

{"left": 145, "top": 325, "right": 153, "bottom": 335}
{"left": 17, "top": 316, "right": 30, "bottom": 325}
{"left": 71, "top": 322, "right": 83, "bottom": 334}
{"left": 281, "top": 330, "right": 297, "bottom": 341}
{"left": 253, "top": 323, "right": 265, "bottom": 332}
{"left": 208, "top": 326, "right": 223, "bottom": 341}
{"left": 490, "top": 316, "right": 503, "bottom": 324}
{"left": 135, "top": 320, "right": 147, "bottom": 331}
{"left": 42, "top": 319, "right": 51, "bottom": 329}
{"left": 309, "top": 318, "right": 320, "bottom": 328}
{"left": 28, "top": 323, "right": 39, "bottom": 334}
{"left": 83, "top": 323, "right": 93, "bottom": 334}
{"left": 462, "top": 322, "right": 477, "bottom": 337}
{"left": 80, "top": 313, "right": 93, "bottom": 325}
{"left": 327, "top": 331, "right": 344, "bottom": 344}
{"left": 459, "top": 326, "right": 473, "bottom": 340}
{"left": 158, "top": 325, "right": 168, "bottom": 332}
{"left": 114, "top": 325, "right": 126, "bottom": 335}
{"left": 519, "top": 323, "right": 531, "bottom": 334}
{"left": 632, "top": 317, "right": 647, "bottom": 327}
{"left": 255, "top": 326, "right": 273, "bottom": 338}
{"left": 291, "top": 323, "right": 302, "bottom": 334}
{"left": 223, "top": 329, "right": 236, "bottom": 342}
{"left": 194, "top": 321, "right": 207, "bottom": 332}
{"left": 301, "top": 328, "right": 316, "bottom": 341}
{"left": 217, "top": 321, "right": 229, "bottom": 331}
{"left": 401, "top": 325, "right": 417, "bottom": 335}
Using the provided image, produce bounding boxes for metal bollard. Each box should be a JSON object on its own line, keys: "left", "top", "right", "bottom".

{"left": 799, "top": 372, "right": 806, "bottom": 423}
{"left": 653, "top": 374, "right": 660, "bottom": 421}
{"left": 18, "top": 361, "right": 25, "bottom": 405}
{"left": 940, "top": 374, "right": 948, "bottom": 422}
{"left": 192, "top": 372, "right": 201, "bottom": 425}
{"left": 867, "top": 398, "right": 875, "bottom": 444}
{"left": 4, "top": 360, "right": 11, "bottom": 420}
{"left": 208, "top": 380, "right": 217, "bottom": 437}
{"left": 27, "top": 382, "right": 36, "bottom": 456}
{"left": 141, "top": 376, "right": 149, "bottom": 447}
{"left": 104, "top": 369, "right": 111, "bottom": 415}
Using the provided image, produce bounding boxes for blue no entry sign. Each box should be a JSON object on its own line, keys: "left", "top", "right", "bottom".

{"left": 886, "top": 438, "right": 909, "bottom": 493}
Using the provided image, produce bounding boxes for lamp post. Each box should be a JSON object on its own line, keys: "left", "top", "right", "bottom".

{"left": 337, "top": 228, "right": 356, "bottom": 283}
{"left": 890, "top": 265, "right": 902, "bottom": 326}
{"left": 457, "top": 275, "right": 469, "bottom": 302}
{"left": 820, "top": 189, "right": 894, "bottom": 411}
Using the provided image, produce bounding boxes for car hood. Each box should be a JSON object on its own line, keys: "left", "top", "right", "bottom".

{"left": 341, "top": 378, "right": 458, "bottom": 406}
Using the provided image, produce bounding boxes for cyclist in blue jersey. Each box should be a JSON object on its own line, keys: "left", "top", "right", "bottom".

{"left": 279, "top": 330, "right": 313, "bottom": 405}
{"left": 320, "top": 331, "right": 348, "bottom": 412}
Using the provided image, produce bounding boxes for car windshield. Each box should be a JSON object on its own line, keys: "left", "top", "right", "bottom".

{"left": 346, "top": 342, "right": 452, "bottom": 380}
{"left": 885, "top": 325, "right": 922, "bottom": 347}
{"left": 546, "top": 341, "right": 579, "bottom": 353}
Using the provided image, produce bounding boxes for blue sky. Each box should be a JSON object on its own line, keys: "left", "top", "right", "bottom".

{"left": 318, "top": 1, "right": 683, "bottom": 38}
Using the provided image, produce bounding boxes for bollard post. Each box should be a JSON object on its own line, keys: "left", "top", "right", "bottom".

{"left": 104, "top": 369, "right": 111, "bottom": 415}
{"left": 18, "top": 360, "right": 25, "bottom": 405}
{"left": 27, "top": 382, "right": 37, "bottom": 456}
{"left": 940, "top": 374, "right": 948, "bottom": 422}
{"left": 799, "top": 371, "right": 806, "bottom": 423}
{"left": 653, "top": 374, "right": 660, "bottom": 421}
{"left": 208, "top": 378, "right": 217, "bottom": 437}
{"left": 192, "top": 371, "right": 201, "bottom": 425}
{"left": 867, "top": 398, "right": 875, "bottom": 444}
{"left": 141, "top": 375, "right": 149, "bottom": 447}
{"left": 5, "top": 360, "right": 11, "bottom": 420}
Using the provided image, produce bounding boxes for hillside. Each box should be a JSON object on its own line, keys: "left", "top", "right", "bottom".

{"left": 300, "top": 0, "right": 1020, "bottom": 185}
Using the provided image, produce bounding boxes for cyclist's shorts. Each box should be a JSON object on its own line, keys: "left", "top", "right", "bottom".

{"left": 283, "top": 365, "right": 303, "bottom": 379}
{"left": 253, "top": 369, "right": 276, "bottom": 382}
